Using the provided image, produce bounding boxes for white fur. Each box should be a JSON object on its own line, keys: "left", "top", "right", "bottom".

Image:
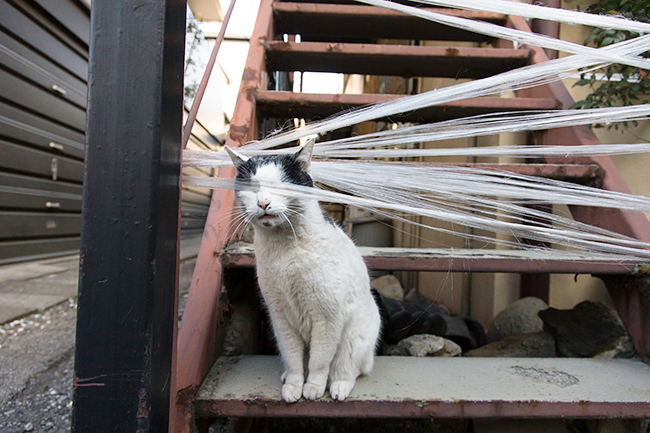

{"left": 229, "top": 146, "right": 381, "bottom": 402}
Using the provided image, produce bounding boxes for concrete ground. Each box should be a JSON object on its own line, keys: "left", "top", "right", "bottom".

{"left": 0, "top": 236, "right": 202, "bottom": 325}
{"left": 0, "top": 237, "right": 201, "bottom": 432}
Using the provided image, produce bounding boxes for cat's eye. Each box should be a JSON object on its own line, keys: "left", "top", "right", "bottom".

{"left": 250, "top": 179, "right": 261, "bottom": 192}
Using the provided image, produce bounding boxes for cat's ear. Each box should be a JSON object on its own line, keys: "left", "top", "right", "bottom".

{"left": 295, "top": 138, "right": 315, "bottom": 173}
{"left": 224, "top": 146, "right": 249, "bottom": 169}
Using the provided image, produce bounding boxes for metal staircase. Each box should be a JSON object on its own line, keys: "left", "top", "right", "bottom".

{"left": 173, "top": 0, "right": 650, "bottom": 430}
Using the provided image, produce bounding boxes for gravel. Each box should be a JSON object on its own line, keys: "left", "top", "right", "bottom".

{"left": 0, "top": 300, "right": 76, "bottom": 433}
{"left": 0, "top": 257, "right": 197, "bottom": 433}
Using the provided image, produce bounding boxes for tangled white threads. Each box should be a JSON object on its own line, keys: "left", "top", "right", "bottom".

{"left": 183, "top": 1, "right": 650, "bottom": 260}
{"left": 356, "top": 0, "right": 650, "bottom": 70}
{"left": 183, "top": 105, "right": 650, "bottom": 164}
{"left": 411, "top": 0, "right": 650, "bottom": 33}
{"left": 183, "top": 171, "right": 650, "bottom": 259}
{"left": 241, "top": 33, "right": 650, "bottom": 150}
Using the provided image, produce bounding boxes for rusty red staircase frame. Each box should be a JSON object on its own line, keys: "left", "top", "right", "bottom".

{"left": 172, "top": 0, "right": 650, "bottom": 430}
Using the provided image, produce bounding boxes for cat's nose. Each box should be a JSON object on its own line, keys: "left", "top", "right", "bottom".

{"left": 258, "top": 199, "right": 270, "bottom": 211}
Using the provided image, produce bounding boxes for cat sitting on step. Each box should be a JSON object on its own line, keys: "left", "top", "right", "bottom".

{"left": 225, "top": 140, "right": 381, "bottom": 402}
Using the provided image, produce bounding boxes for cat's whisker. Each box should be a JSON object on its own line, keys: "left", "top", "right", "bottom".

{"left": 220, "top": 207, "right": 245, "bottom": 225}
{"left": 283, "top": 208, "right": 308, "bottom": 221}
{"left": 221, "top": 210, "right": 247, "bottom": 237}
{"left": 227, "top": 216, "right": 250, "bottom": 243}
{"left": 223, "top": 206, "right": 257, "bottom": 242}
{"left": 280, "top": 211, "right": 299, "bottom": 241}
{"left": 215, "top": 206, "right": 246, "bottom": 229}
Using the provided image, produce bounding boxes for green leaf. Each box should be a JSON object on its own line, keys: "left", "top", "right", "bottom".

{"left": 571, "top": 100, "right": 586, "bottom": 109}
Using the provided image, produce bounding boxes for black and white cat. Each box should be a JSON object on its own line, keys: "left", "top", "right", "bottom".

{"left": 225, "top": 141, "right": 381, "bottom": 402}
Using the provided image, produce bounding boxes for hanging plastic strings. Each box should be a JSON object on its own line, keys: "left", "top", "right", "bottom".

{"left": 411, "top": 0, "right": 650, "bottom": 33}
{"left": 237, "top": 33, "right": 650, "bottom": 151}
{"left": 185, "top": 167, "right": 650, "bottom": 259}
{"left": 356, "top": 0, "right": 650, "bottom": 70}
{"left": 183, "top": 0, "right": 650, "bottom": 259}
{"left": 183, "top": 104, "right": 650, "bottom": 164}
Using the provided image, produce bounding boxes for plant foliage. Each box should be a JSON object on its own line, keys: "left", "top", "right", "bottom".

{"left": 572, "top": 0, "right": 650, "bottom": 129}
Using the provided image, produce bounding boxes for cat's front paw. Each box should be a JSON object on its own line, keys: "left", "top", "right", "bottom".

{"left": 282, "top": 383, "right": 303, "bottom": 403}
{"left": 329, "top": 380, "right": 355, "bottom": 401}
{"left": 302, "top": 382, "right": 326, "bottom": 400}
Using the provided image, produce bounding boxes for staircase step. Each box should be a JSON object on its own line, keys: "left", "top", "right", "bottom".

{"left": 274, "top": 2, "right": 506, "bottom": 43}
{"left": 266, "top": 42, "right": 532, "bottom": 79}
{"left": 221, "top": 244, "right": 638, "bottom": 274}
{"left": 195, "top": 355, "right": 650, "bottom": 418}
{"left": 256, "top": 91, "right": 559, "bottom": 122}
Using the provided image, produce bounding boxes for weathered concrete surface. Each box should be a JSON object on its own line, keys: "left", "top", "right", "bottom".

{"left": 196, "top": 355, "right": 650, "bottom": 418}
{"left": 0, "top": 256, "right": 79, "bottom": 324}
{"left": 0, "top": 237, "right": 201, "bottom": 431}
{"left": 0, "top": 236, "right": 202, "bottom": 324}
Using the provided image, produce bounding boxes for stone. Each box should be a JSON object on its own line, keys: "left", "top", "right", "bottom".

{"left": 374, "top": 288, "right": 485, "bottom": 351}
{"left": 487, "top": 297, "right": 548, "bottom": 343}
{"left": 404, "top": 288, "right": 447, "bottom": 313}
{"left": 444, "top": 316, "right": 488, "bottom": 353}
{"left": 383, "top": 309, "right": 414, "bottom": 345}
{"left": 222, "top": 303, "right": 259, "bottom": 356}
{"left": 371, "top": 274, "right": 404, "bottom": 301}
{"left": 464, "top": 332, "right": 556, "bottom": 358}
{"left": 539, "top": 301, "right": 635, "bottom": 358}
{"left": 389, "top": 334, "right": 462, "bottom": 357}
{"left": 593, "top": 335, "right": 636, "bottom": 360}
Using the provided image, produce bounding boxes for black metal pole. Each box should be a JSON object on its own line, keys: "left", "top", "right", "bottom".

{"left": 73, "top": 1, "right": 186, "bottom": 431}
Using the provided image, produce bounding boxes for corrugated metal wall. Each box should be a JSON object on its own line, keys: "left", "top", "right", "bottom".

{"left": 0, "top": 0, "right": 211, "bottom": 264}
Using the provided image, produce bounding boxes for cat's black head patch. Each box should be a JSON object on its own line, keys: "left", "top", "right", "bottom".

{"left": 235, "top": 154, "right": 314, "bottom": 188}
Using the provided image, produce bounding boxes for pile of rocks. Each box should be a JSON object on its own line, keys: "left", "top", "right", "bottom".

{"left": 372, "top": 274, "right": 636, "bottom": 360}
{"left": 466, "top": 297, "right": 635, "bottom": 359}
{"left": 465, "top": 297, "right": 554, "bottom": 358}
{"left": 372, "top": 275, "right": 485, "bottom": 357}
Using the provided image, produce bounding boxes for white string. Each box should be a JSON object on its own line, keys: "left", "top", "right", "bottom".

{"left": 184, "top": 142, "right": 650, "bottom": 166}
{"left": 0, "top": 114, "right": 84, "bottom": 151}
{"left": 242, "top": 34, "right": 650, "bottom": 150}
{"left": 355, "top": 0, "right": 650, "bottom": 70}
{"left": 314, "top": 105, "right": 650, "bottom": 151}
{"left": 183, "top": 173, "right": 650, "bottom": 260}
{"left": 182, "top": 2, "right": 650, "bottom": 260}
{"left": 410, "top": 0, "right": 650, "bottom": 33}
{"left": 183, "top": 105, "right": 650, "bottom": 165}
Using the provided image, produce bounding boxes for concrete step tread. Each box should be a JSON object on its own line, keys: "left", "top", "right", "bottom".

{"left": 195, "top": 355, "right": 650, "bottom": 418}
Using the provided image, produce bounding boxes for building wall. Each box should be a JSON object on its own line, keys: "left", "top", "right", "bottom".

{"left": 0, "top": 0, "right": 213, "bottom": 264}
{"left": 0, "top": 0, "right": 89, "bottom": 264}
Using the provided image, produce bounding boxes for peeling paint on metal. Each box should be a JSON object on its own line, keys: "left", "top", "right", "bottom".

{"left": 445, "top": 47, "right": 459, "bottom": 56}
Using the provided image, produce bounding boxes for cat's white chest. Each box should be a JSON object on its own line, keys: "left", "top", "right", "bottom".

{"left": 256, "top": 231, "right": 335, "bottom": 297}
{"left": 254, "top": 225, "right": 353, "bottom": 328}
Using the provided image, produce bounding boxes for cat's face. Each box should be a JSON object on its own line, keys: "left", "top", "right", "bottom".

{"left": 226, "top": 141, "right": 314, "bottom": 229}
